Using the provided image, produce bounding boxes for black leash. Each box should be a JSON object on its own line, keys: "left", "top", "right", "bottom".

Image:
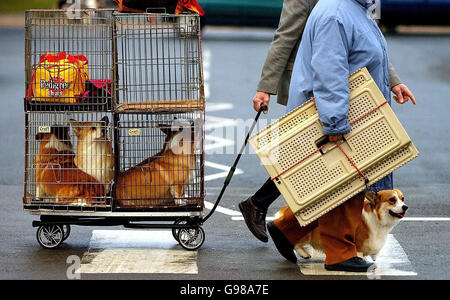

{"left": 202, "top": 104, "right": 267, "bottom": 223}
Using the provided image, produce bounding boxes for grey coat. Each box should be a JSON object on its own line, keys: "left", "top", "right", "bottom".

{"left": 257, "top": 0, "right": 402, "bottom": 106}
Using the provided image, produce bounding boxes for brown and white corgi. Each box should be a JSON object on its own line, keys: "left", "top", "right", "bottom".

{"left": 115, "top": 119, "right": 196, "bottom": 206}
{"left": 294, "top": 189, "right": 408, "bottom": 261}
{"left": 34, "top": 125, "right": 105, "bottom": 206}
{"left": 70, "top": 116, "right": 114, "bottom": 194}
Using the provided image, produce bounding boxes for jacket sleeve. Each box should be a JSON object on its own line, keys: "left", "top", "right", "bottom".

{"left": 257, "top": 0, "right": 311, "bottom": 95}
{"left": 311, "top": 17, "right": 351, "bottom": 135}
{"left": 388, "top": 60, "right": 401, "bottom": 87}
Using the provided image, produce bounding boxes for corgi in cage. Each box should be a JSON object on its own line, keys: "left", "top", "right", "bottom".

{"left": 115, "top": 119, "right": 197, "bottom": 207}
{"left": 34, "top": 125, "right": 105, "bottom": 205}
{"left": 69, "top": 117, "right": 114, "bottom": 194}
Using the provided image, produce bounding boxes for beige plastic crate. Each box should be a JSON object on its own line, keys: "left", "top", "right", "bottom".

{"left": 249, "top": 68, "right": 419, "bottom": 226}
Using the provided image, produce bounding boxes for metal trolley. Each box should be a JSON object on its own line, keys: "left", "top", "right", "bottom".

{"left": 23, "top": 9, "right": 208, "bottom": 250}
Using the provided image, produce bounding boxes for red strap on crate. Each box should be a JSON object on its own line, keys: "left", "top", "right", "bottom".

{"left": 270, "top": 145, "right": 326, "bottom": 181}
{"left": 271, "top": 100, "right": 388, "bottom": 181}
{"left": 334, "top": 141, "right": 368, "bottom": 182}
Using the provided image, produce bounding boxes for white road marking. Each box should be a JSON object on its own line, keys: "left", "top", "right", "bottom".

{"left": 206, "top": 102, "right": 234, "bottom": 112}
{"left": 204, "top": 160, "right": 243, "bottom": 182}
{"left": 229, "top": 215, "right": 450, "bottom": 222}
{"left": 205, "top": 115, "right": 239, "bottom": 130}
{"left": 297, "top": 234, "right": 417, "bottom": 276}
{"left": 78, "top": 230, "right": 198, "bottom": 274}
{"left": 231, "top": 216, "right": 276, "bottom": 221}
{"left": 204, "top": 201, "right": 242, "bottom": 216}
{"left": 203, "top": 48, "right": 211, "bottom": 98}
{"left": 402, "top": 217, "right": 450, "bottom": 221}
{"left": 205, "top": 135, "right": 235, "bottom": 152}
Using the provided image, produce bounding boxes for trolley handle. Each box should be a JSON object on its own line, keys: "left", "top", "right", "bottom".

{"left": 202, "top": 104, "right": 267, "bottom": 223}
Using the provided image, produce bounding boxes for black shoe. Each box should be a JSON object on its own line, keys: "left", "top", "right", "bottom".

{"left": 267, "top": 221, "right": 297, "bottom": 264}
{"left": 324, "top": 257, "right": 375, "bottom": 272}
{"left": 238, "top": 197, "right": 268, "bottom": 243}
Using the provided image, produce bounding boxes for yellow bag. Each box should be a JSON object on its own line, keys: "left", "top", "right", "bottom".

{"left": 27, "top": 52, "right": 89, "bottom": 103}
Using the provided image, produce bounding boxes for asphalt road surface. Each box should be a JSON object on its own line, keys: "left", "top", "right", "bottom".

{"left": 0, "top": 26, "right": 449, "bottom": 280}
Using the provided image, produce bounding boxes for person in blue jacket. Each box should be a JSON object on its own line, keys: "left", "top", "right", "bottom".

{"left": 269, "top": 0, "right": 417, "bottom": 272}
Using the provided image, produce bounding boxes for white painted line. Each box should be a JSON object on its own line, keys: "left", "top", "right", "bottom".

{"left": 204, "top": 69, "right": 210, "bottom": 81}
{"left": 205, "top": 172, "right": 238, "bottom": 182}
{"left": 204, "top": 201, "right": 242, "bottom": 216}
{"left": 231, "top": 216, "right": 276, "bottom": 221}
{"left": 204, "top": 81, "right": 210, "bottom": 99}
{"left": 203, "top": 48, "right": 211, "bottom": 67}
{"left": 205, "top": 135, "right": 235, "bottom": 152}
{"left": 206, "top": 102, "right": 234, "bottom": 112}
{"left": 230, "top": 216, "right": 450, "bottom": 222}
{"left": 228, "top": 216, "right": 450, "bottom": 222}
{"left": 204, "top": 160, "right": 243, "bottom": 182}
{"left": 205, "top": 160, "right": 238, "bottom": 171}
{"left": 402, "top": 217, "right": 450, "bottom": 221}
{"left": 205, "top": 115, "right": 239, "bottom": 130}
{"left": 78, "top": 230, "right": 198, "bottom": 274}
{"left": 232, "top": 216, "right": 275, "bottom": 221}
{"left": 203, "top": 48, "right": 211, "bottom": 99}
{"left": 297, "top": 234, "right": 416, "bottom": 276}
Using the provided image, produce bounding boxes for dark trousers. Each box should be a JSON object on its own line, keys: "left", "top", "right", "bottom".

{"left": 251, "top": 177, "right": 280, "bottom": 211}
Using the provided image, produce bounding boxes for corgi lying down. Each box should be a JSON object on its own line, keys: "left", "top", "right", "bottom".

{"left": 294, "top": 189, "right": 408, "bottom": 261}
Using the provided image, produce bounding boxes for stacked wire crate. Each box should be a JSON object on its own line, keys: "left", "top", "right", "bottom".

{"left": 23, "top": 9, "right": 205, "bottom": 214}
{"left": 112, "top": 12, "right": 205, "bottom": 211}
{"left": 24, "top": 9, "right": 116, "bottom": 212}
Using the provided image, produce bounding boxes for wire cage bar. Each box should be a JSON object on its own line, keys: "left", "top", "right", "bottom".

{"left": 114, "top": 13, "right": 205, "bottom": 112}
{"left": 114, "top": 111, "right": 204, "bottom": 210}
{"left": 24, "top": 111, "right": 114, "bottom": 210}
{"left": 24, "top": 9, "right": 115, "bottom": 111}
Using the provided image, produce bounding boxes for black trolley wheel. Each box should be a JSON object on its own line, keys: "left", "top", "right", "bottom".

{"left": 177, "top": 226, "right": 205, "bottom": 251}
{"left": 172, "top": 219, "right": 188, "bottom": 243}
{"left": 36, "top": 224, "right": 65, "bottom": 249}
{"left": 62, "top": 224, "right": 71, "bottom": 242}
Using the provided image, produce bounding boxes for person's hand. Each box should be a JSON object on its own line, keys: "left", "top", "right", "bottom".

{"left": 253, "top": 91, "right": 270, "bottom": 114}
{"left": 392, "top": 83, "right": 416, "bottom": 105}
{"left": 328, "top": 134, "right": 343, "bottom": 142}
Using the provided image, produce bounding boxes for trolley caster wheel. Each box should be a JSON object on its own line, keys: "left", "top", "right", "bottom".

{"left": 36, "top": 225, "right": 64, "bottom": 249}
{"left": 172, "top": 219, "right": 188, "bottom": 243}
{"left": 62, "top": 224, "right": 71, "bottom": 242}
{"left": 177, "top": 226, "right": 205, "bottom": 251}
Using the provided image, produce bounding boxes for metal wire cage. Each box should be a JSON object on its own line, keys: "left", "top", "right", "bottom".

{"left": 114, "top": 13, "right": 205, "bottom": 112}
{"left": 23, "top": 9, "right": 206, "bottom": 213}
{"left": 24, "top": 9, "right": 115, "bottom": 111}
{"left": 114, "top": 111, "right": 204, "bottom": 210}
{"left": 24, "top": 111, "right": 114, "bottom": 210}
